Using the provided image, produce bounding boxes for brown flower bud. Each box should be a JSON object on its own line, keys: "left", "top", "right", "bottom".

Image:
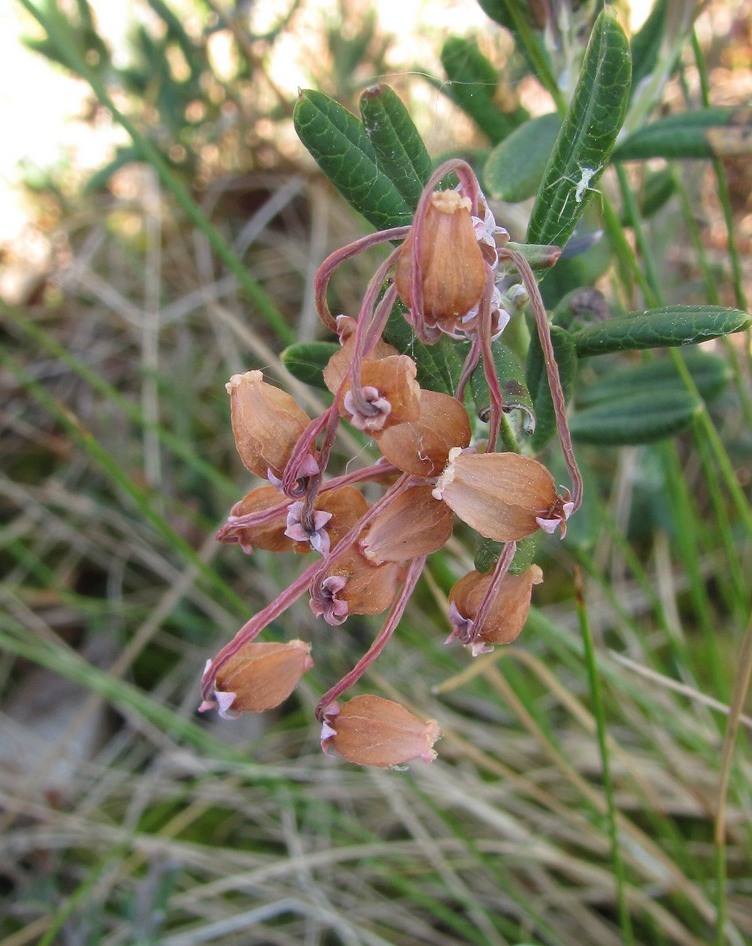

{"left": 433, "top": 449, "right": 569, "bottom": 541}
{"left": 449, "top": 565, "right": 543, "bottom": 652}
{"left": 339, "top": 355, "right": 421, "bottom": 432}
{"left": 228, "top": 484, "right": 295, "bottom": 552}
{"left": 359, "top": 485, "right": 453, "bottom": 564}
{"left": 226, "top": 370, "right": 312, "bottom": 480}
{"left": 321, "top": 694, "right": 441, "bottom": 767}
{"left": 310, "top": 549, "right": 403, "bottom": 625}
{"left": 227, "top": 485, "right": 370, "bottom": 556}
{"left": 395, "top": 189, "right": 486, "bottom": 326}
{"left": 323, "top": 327, "right": 399, "bottom": 395}
{"left": 375, "top": 390, "right": 471, "bottom": 477}
{"left": 202, "top": 640, "right": 313, "bottom": 717}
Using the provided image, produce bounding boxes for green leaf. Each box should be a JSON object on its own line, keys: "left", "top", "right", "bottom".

{"left": 484, "top": 113, "right": 561, "bottom": 201}
{"left": 614, "top": 107, "right": 752, "bottom": 160}
{"left": 637, "top": 167, "right": 676, "bottom": 219}
{"left": 359, "top": 85, "right": 433, "bottom": 209}
{"left": 475, "top": 532, "right": 540, "bottom": 576}
{"left": 440, "top": 36, "right": 528, "bottom": 143}
{"left": 526, "top": 10, "right": 631, "bottom": 247}
{"left": 293, "top": 89, "right": 412, "bottom": 230}
{"left": 281, "top": 342, "right": 339, "bottom": 390}
{"left": 570, "top": 390, "right": 702, "bottom": 445}
{"left": 526, "top": 325, "right": 578, "bottom": 450}
{"left": 572, "top": 306, "right": 751, "bottom": 357}
{"left": 578, "top": 350, "right": 731, "bottom": 407}
{"left": 470, "top": 341, "right": 535, "bottom": 434}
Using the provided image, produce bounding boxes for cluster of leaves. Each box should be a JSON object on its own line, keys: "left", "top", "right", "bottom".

{"left": 287, "top": 4, "right": 750, "bottom": 478}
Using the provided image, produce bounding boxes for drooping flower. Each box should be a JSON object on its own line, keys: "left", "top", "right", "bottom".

{"left": 309, "top": 549, "right": 404, "bottom": 625}
{"left": 395, "top": 189, "right": 487, "bottom": 328}
{"left": 199, "top": 640, "right": 313, "bottom": 718}
{"left": 322, "top": 315, "right": 400, "bottom": 392}
{"left": 433, "top": 448, "right": 572, "bottom": 540}
{"left": 320, "top": 694, "right": 441, "bottom": 767}
{"left": 226, "top": 371, "right": 314, "bottom": 481}
{"left": 448, "top": 564, "right": 543, "bottom": 655}
{"left": 339, "top": 354, "right": 421, "bottom": 432}
{"left": 221, "top": 484, "right": 369, "bottom": 556}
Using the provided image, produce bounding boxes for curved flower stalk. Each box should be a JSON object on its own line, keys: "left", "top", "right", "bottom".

{"left": 199, "top": 159, "right": 582, "bottom": 766}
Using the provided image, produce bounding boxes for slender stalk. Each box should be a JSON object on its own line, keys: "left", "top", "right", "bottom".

{"left": 315, "top": 556, "right": 426, "bottom": 716}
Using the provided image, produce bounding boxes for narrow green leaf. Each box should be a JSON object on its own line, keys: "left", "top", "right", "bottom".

{"left": 571, "top": 389, "right": 701, "bottom": 445}
{"left": 294, "top": 89, "right": 412, "bottom": 230}
{"left": 579, "top": 350, "right": 731, "bottom": 407}
{"left": 572, "top": 305, "right": 751, "bottom": 356}
{"left": 637, "top": 167, "right": 676, "bottom": 218}
{"left": 281, "top": 341, "right": 339, "bottom": 390}
{"left": 527, "top": 10, "right": 631, "bottom": 247}
{"left": 614, "top": 107, "right": 752, "bottom": 160}
{"left": 526, "top": 325, "right": 578, "bottom": 449}
{"left": 440, "top": 36, "right": 528, "bottom": 143}
{"left": 484, "top": 113, "right": 560, "bottom": 202}
{"left": 359, "top": 84, "right": 433, "bottom": 208}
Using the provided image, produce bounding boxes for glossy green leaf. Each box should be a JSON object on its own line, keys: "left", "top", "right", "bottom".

{"left": 281, "top": 341, "right": 339, "bottom": 390}
{"left": 614, "top": 107, "right": 752, "bottom": 160}
{"left": 440, "top": 36, "right": 528, "bottom": 143}
{"left": 293, "top": 89, "right": 412, "bottom": 230}
{"left": 484, "top": 113, "right": 561, "bottom": 201}
{"left": 572, "top": 305, "right": 751, "bottom": 357}
{"left": 526, "top": 325, "right": 578, "bottom": 449}
{"left": 527, "top": 10, "right": 631, "bottom": 247}
{"left": 571, "top": 389, "right": 701, "bottom": 445}
{"left": 359, "top": 85, "right": 432, "bottom": 209}
{"left": 470, "top": 341, "right": 535, "bottom": 434}
{"left": 579, "top": 350, "right": 731, "bottom": 407}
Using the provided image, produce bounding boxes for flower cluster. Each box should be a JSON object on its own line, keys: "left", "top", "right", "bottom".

{"left": 199, "top": 159, "right": 582, "bottom": 767}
